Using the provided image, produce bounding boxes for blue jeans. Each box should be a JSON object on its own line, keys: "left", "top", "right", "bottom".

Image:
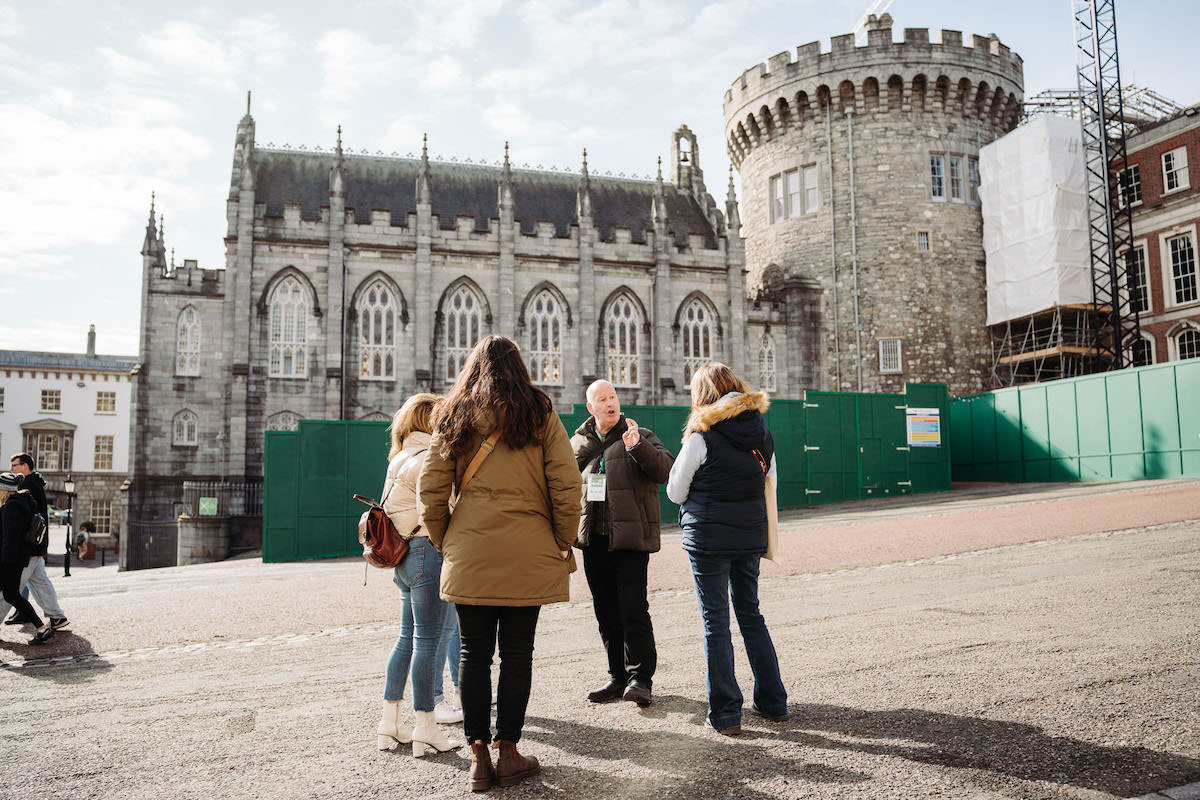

{"left": 383, "top": 538, "right": 451, "bottom": 711}
{"left": 688, "top": 551, "right": 787, "bottom": 730}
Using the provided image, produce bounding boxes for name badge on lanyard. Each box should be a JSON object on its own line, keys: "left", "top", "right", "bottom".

{"left": 587, "top": 473, "right": 607, "bottom": 501}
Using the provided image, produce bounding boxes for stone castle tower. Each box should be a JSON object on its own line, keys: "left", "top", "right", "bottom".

{"left": 723, "top": 14, "right": 1024, "bottom": 395}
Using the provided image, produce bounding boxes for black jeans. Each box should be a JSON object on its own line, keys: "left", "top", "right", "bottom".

{"left": 1, "top": 565, "right": 43, "bottom": 628}
{"left": 457, "top": 604, "right": 541, "bottom": 744}
{"left": 582, "top": 545, "right": 656, "bottom": 687}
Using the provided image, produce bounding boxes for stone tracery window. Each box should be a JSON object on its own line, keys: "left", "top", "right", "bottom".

{"left": 680, "top": 298, "right": 714, "bottom": 384}
{"left": 526, "top": 288, "right": 563, "bottom": 385}
{"left": 759, "top": 332, "right": 777, "bottom": 393}
{"left": 358, "top": 279, "right": 398, "bottom": 380}
{"left": 441, "top": 284, "right": 484, "bottom": 383}
{"left": 605, "top": 294, "right": 641, "bottom": 388}
{"left": 269, "top": 276, "right": 308, "bottom": 378}
{"left": 266, "top": 411, "right": 302, "bottom": 432}
{"left": 173, "top": 409, "right": 199, "bottom": 446}
{"left": 176, "top": 306, "right": 201, "bottom": 376}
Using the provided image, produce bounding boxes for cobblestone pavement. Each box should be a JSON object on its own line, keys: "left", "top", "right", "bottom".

{"left": 1, "top": 479, "right": 1197, "bottom": 799}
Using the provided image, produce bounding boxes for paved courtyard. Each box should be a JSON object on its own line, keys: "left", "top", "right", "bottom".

{"left": 1, "top": 479, "right": 1198, "bottom": 799}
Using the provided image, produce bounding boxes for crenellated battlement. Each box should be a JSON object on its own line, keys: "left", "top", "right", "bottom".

{"left": 722, "top": 15, "right": 1024, "bottom": 165}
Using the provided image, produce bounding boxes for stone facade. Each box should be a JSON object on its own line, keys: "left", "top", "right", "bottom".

{"left": 122, "top": 113, "right": 818, "bottom": 568}
{"left": 723, "top": 14, "right": 1024, "bottom": 396}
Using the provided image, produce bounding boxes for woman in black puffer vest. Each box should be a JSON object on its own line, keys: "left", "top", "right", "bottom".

{"left": 0, "top": 472, "right": 54, "bottom": 644}
{"left": 666, "top": 364, "right": 787, "bottom": 735}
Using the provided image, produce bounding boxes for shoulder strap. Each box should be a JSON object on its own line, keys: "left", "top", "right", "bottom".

{"left": 459, "top": 431, "right": 500, "bottom": 495}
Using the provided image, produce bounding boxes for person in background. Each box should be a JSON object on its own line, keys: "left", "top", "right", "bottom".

{"left": 375, "top": 393, "right": 462, "bottom": 758}
{"left": 570, "top": 379, "right": 674, "bottom": 707}
{"left": 0, "top": 472, "right": 55, "bottom": 644}
{"left": 7, "top": 453, "right": 68, "bottom": 630}
{"left": 418, "top": 335, "right": 581, "bottom": 792}
{"left": 666, "top": 363, "right": 787, "bottom": 736}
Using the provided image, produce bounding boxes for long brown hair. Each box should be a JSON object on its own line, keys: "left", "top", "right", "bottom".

{"left": 433, "top": 334, "right": 552, "bottom": 461}
{"left": 689, "top": 362, "right": 751, "bottom": 408}
{"left": 388, "top": 393, "right": 440, "bottom": 460}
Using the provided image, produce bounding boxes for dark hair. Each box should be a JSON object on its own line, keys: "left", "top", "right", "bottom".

{"left": 9, "top": 452, "right": 34, "bottom": 469}
{"left": 433, "top": 335, "right": 552, "bottom": 461}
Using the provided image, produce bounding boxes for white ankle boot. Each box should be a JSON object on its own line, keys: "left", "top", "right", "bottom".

{"left": 411, "top": 710, "right": 462, "bottom": 757}
{"left": 434, "top": 699, "right": 463, "bottom": 724}
{"left": 377, "top": 701, "right": 410, "bottom": 750}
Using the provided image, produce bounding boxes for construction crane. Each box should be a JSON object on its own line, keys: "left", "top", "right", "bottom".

{"left": 1073, "top": 0, "right": 1141, "bottom": 371}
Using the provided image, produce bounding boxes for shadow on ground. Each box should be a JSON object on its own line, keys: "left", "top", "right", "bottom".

{"left": 528, "top": 698, "right": 1200, "bottom": 798}
{"left": 785, "top": 703, "right": 1200, "bottom": 798}
{"left": 0, "top": 630, "right": 113, "bottom": 683}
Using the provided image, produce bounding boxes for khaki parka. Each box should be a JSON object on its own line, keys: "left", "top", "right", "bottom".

{"left": 418, "top": 412, "right": 582, "bottom": 607}
{"left": 571, "top": 415, "right": 675, "bottom": 552}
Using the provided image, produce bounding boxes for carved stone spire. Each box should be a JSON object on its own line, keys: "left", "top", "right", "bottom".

{"left": 725, "top": 165, "right": 741, "bottom": 231}
{"left": 141, "top": 192, "right": 159, "bottom": 255}
{"left": 498, "top": 141, "right": 515, "bottom": 215}
{"left": 416, "top": 133, "right": 432, "bottom": 205}
{"left": 576, "top": 148, "right": 592, "bottom": 219}
{"left": 330, "top": 124, "right": 346, "bottom": 196}
{"left": 652, "top": 156, "right": 668, "bottom": 224}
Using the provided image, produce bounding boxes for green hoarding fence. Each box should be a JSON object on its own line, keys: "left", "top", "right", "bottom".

{"left": 263, "top": 384, "right": 951, "bottom": 562}
{"left": 948, "top": 359, "right": 1200, "bottom": 483}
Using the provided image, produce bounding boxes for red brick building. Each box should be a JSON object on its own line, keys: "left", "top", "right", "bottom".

{"left": 1121, "top": 105, "right": 1200, "bottom": 365}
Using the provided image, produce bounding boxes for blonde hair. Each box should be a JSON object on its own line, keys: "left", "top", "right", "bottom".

{"left": 689, "top": 362, "right": 750, "bottom": 408}
{"left": 388, "top": 393, "right": 440, "bottom": 460}
{"left": 0, "top": 489, "right": 12, "bottom": 506}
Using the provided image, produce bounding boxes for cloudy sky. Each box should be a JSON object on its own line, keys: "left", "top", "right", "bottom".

{"left": 1, "top": 0, "right": 1196, "bottom": 354}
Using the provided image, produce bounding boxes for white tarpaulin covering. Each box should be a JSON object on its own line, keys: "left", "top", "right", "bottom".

{"left": 980, "top": 115, "right": 1093, "bottom": 325}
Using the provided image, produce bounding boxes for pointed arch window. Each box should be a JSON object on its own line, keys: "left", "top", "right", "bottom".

{"left": 442, "top": 284, "right": 484, "bottom": 383}
{"left": 680, "top": 298, "right": 715, "bottom": 384}
{"left": 176, "top": 306, "right": 201, "bottom": 376}
{"left": 758, "top": 332, "right": 778, "bottom": 393}
{"left": 605, "top": 294, "right": 642, "bottom": 388}
{"left": 173, "top": 410, "right": 199, "bottom": 446}
{"left": 269, "top": 276, "right": 308, "bottom": 378}
{"left": 266, "top": 411, "right": 302, "bottom": 432}
{"left": 358, "top": 280, "right": 397, "bottom": 380}
{"left": 526, "top": 289, "right": 564, "bottom": 385}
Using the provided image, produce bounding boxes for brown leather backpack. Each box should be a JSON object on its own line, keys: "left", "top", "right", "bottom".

{"left": 354, "top": 494, "right": 408, "bottom": 569}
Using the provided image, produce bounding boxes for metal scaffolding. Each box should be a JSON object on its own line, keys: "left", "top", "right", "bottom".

{"left": 990, "top": 304, "right": 1105, "bottom": 387}
{"left": 1073, "top": 0, "right": 1141, "bottom": 370}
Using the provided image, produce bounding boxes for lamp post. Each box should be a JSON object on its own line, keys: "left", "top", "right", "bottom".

{"left": 63, "top": 475, "right": 74, "bottom": 578}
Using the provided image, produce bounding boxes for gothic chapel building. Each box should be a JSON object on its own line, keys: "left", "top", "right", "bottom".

{"left": 124, "top": 107, "right": 818, "bottom": 564}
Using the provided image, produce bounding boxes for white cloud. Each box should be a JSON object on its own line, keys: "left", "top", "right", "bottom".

{"left": 317, "top": 29, "right": 401, "bottom": 102}
{"left": 98, "top": 46, "right": 155, "bottom": 81}
{"left": 0, "top": 5, "right": 25, "bottom": 39}
{"left": 426, "top": 55, "right": 465, "bottom": 91}
{"left": 140, "top": 21, "right": 238, "bottom": 90}
{"left": 228, "top": 15, "right": 294, "bottom": 71}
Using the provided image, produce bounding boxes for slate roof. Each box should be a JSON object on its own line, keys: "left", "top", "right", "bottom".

{"left": 255, "top": 150, "right": 719, "bottom": 249}
{"left": 0, "top": 350, "right": 137, "bottom": 371}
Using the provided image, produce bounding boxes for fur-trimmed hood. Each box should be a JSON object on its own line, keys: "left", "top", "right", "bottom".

{"left": 684, "top": 391, "right": 770, "bottom": 437}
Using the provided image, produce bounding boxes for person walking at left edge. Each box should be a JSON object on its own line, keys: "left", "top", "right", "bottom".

{"left": 418, "top": 335, "right": 581, "bottom": 792}
{"left": 571, "top": 380, "right": 673, "bottom": 707}
{"left": 0, "top": 472, "right": 55, "bottom": 644}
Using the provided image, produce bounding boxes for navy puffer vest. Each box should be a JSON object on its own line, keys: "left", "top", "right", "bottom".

{"left": 680, "top": 408, "right": 774, "bottom": 555}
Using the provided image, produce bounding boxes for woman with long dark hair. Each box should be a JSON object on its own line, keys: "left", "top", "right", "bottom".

{"left": 418, "top": 335, "right": 581, "bottom": 792}
{"left": 666, "top": 363, "right": 787, "bottom": 736}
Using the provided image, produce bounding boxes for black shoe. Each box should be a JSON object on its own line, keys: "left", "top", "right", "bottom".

{"left": 750, "top": 704, "right": 789, "bottom": 722}
{"left": 5, "top": 613, "right": 34, "bottom": 626}
{"left": 31, "top": 627, "right": 55, "bottom": 645}
{"left": 586, "top": 679, "right": 626, "bottom": 703}
{"left": 622, "top": 679, "right": 653, "bottom": 707}
{"left": 49, "top": 617, "right": 69, "bottom": 630}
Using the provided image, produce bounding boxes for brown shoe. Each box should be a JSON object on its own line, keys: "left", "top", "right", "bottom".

{"left": 469, "top": 740, "right": 495, "bottom": 792}
{"left": 493, "top": 739, "right": 540, "bottom": 788}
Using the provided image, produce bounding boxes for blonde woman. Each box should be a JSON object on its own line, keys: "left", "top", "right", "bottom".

{"left": 376, "top": 394, "right": 462, "bottom": 758}
{"left": 666, "top": 363, "right": 787, "bottom": 736}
